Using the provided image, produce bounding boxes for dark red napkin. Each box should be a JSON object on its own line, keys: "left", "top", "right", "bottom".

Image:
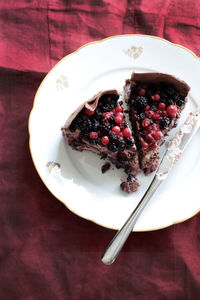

{"left": 1, "top": 1, "right": 200, "bottom": 299}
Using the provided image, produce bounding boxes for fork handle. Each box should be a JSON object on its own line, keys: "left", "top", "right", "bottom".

{"left": 101, "top": 175, "right": 161, "bottom": 265}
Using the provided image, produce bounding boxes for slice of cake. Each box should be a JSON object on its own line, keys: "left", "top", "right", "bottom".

{"left": 125, "top": 72, "right": 190, "bottom": 174}
{"left": 62, "top": 90, "right": 140, "bottom": 192}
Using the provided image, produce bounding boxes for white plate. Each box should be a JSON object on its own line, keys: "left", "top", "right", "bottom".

{"left": 29, "top": 35, "right": 200, "bottom": 231}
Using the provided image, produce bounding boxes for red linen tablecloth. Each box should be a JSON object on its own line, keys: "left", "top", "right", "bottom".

{"left": 1, "top": 1, "right": 200, "bottom": 299}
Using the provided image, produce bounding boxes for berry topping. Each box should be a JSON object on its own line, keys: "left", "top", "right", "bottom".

{"left": 122, "top": 128, "right": 131, "bottom": 138}
{"left": 100, "top": 122, "right": 111, "bottom": 134}
{"left": 115, "top": 105, "right": 123, "bottom": 113}
{"left": 82, "top": 119, "right": 93, "bottom": 133}
{"left": 134, "top": 96, "right": 148, "bottom": 110}
{"left": 84, "top": 108, "right": 94, "bottom": 116}
{"left": 152, "top": 112, "right": 160, "bottom": 120}
{"left": 158, "top": 102, "right": 166, "bottom": 110}
{"left": 160, "top": 116, "right": 171, "bottom": 129}
{"left": 166, "top": 105, "right": 178, "bottom": 119}
{"left": 145, "top": 110, "right": 154, "bottom": 118}
{"left": 112, "top": 125, "right": 121, "bottom": 135}
{"left": 138, "top": 88, "right": 146, "bottom": 96}
{"left": 151, "top": 94, "right": 160, "bottom": 101}
{"left": 115, "top": 114, "right": 123, "bottom": 124}
{"left": 89, "top": 132, "right": 98, "bottom": 139}
{"left": 142, "top": 118, "right": 151, "bottom": 128}
{"left": 102, "top": 111, "right": 113, "bottom": 121}
{"left": 152, "top": 130, "right": 163, "bottom": 140}
{"left": 101, "top": 136, "right": 110, "bottom": 145}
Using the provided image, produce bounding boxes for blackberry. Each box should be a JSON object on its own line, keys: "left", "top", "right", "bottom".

{"left": 166, "top": 99, "right": 174, "bottom": 106}
{"left": 117, "top": 137, "right": 125, "bottom": 151}
{"left": 100, "top": 122, "right": 111, "bottom": 134}
{"left": 108, "top": 142, "right": 118, "bottom": 152}
{"left": 94, "top": 108, "right": 102, "bottom": 120}
{"left": 102, "top": 104, "right": 112, "bottom": 112}
{"left": 125, "top": 137, "right": 134, "bottom": 149}
{"left": 110, "top": 132, "right": 118, "bottom": 142}
{"left": 173, "top": 95, "right": 185, "bottom": 107}
{"left": 134, "top": 96, "right": 148, "bottom": 110}
{"left": 69, "top": 117, "right": 83, "bottom": 132}
{"left": 82, "top": 119, "right": 93, "bottom": 133}
{"left": 160, "top": 116, "right": 171, "bottom": 129}
{"left": 92, "top": 120, "right": 100, "bottom": 131}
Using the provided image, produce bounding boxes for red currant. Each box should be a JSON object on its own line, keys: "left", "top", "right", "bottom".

{"left": 152, "top": 112, "right": 160, "bottom": 120}
{"left": 112, "top": 125, "right": 121, "bottom": 135}
{"left": 151, "top": 94, "right": 160, "bottom": 101}
{"left": 89, "top": 132, "right": 98, "bottom": 139}
{"left": 115, "top": 106, "right": 123, "bottom": 113}
{"left": 102, "top": 111, "right": 113, "bottom": 121}
{"left": 166, "top": 105, "right": 178, "bottom": 119}
{"left": 158, "top": 102, "right": 166, "bottom": 110}
{"left": 144, "top": 105, "right": 150, "bottom": 111}
{"left": 145, "top": 110, "right": 154, "bottom": 118}
{"left": 101, "top": 136, "right": 110, "bottom": 145}
{"left": 142, "top": 118, "right": 151, "bottom": 128}
{"left": 115, "top": 115, "right": 123, "bottom": 124}
{"left": 152, "top": 130, "right": 163, "bottom": 140}
{"left": 122, "top": 128, "right": 131, "bottom": 138}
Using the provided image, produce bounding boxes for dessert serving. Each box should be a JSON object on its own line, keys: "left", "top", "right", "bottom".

{"left": 124, "top": 73, "right": 190, "bottom": 174}
{"left": 62, "top": 73, "right": 190, "bottom": 193}
{"left": 62, "top": 90, "right": 140, "bottom": 193}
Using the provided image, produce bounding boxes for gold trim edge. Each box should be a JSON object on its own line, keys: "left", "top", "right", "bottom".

{"left": 28, "top": 34, "right": 200, "bottom": 232}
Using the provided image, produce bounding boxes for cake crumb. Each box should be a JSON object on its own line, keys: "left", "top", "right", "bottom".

{"left": 101, "top": 162, "right": 111, "bottom": 174}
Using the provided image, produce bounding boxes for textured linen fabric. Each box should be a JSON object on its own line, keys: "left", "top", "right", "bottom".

{"left": 0, "top": 1, "right": 200, "bottom": 299}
